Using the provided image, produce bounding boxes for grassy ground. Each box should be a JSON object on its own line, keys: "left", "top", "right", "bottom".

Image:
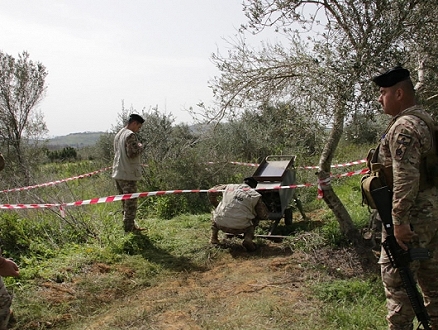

{"left": 0, "top": 160, "right": 391, "bottom": 329}
{"left": 6, "top": 210, "right": 388, "bottom": 329}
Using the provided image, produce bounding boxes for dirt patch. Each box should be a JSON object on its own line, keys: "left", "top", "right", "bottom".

{"left": 78, "top": 241, "right": 341, "bottom": 329}
{"left": 30, "top": 233, "right": 379, "bottom": 329}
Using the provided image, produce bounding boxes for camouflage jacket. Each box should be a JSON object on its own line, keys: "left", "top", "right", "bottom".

{"left": 377, "top": 105, "right": 434, "bottom": 225}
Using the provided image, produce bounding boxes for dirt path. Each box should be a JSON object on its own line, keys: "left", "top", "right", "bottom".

{"left": 33, "top": 234, "right": 377, "bottom": 330}
{"left": 80, "top": 243, "right": 324, "bottom": 330}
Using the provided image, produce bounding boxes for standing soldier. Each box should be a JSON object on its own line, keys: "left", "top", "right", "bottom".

{"left": 372, "top": 66, "right": 438, "bottom": 329}
{"left": 0, "top": 153, "right": 19, "bottom": 329}
{"left": 112, "top": 114, "right": 146, "bottom": 233}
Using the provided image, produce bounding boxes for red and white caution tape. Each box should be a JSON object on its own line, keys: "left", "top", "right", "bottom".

{"left": 300, "top": 159, "right": 366, "bottom": 170}
{"left": 229, "top": 161, "right": 259, "bottom": 167}
{"left": 207, "top": 159, "right": 366, "bottom": 169}
{"left": 206, "top": 161, "right": 259, "bottom": 167}
{"left": 1, "top": 159, "right": 366, "bottom": 195}
{"left": 317, "top": 177, "right": 331, "bottom": 199}
{"left": 0, "top": 171, "right": 365, "bottom": 210}
{"left": 0, "top": 203, "right": 61, "bottom": 210}
{"left": 333, "top": 168, "right": 368, "bottom": 178}
{"left": 0, "top": 184, "right": 315, "bottom": 210}
{"left": 0, "top": 157, "right": 369, "bottom": 210}
{"left": 316, "top": 168, "right": 368, "bottom": 199}
{"left": 0, "top": 189, "right": 213, "bottom": 210}
{"left": 0, "top": 167, "right": 112, "bottom": 193}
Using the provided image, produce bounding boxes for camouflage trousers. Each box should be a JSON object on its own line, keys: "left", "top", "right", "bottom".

{"left": 210, "top": 218, "right": 257, "bottom": 251}
{"left": 380, "top": 219, "right": 438, "bottom": 329}
{"left": 115, "top": 180, "right": 138, "bottom": 232}
{"left": 0, "top": 277, "right": 11, "bottom": 330}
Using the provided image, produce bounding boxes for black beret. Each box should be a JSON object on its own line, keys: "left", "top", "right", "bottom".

{"left": 372, "top": 66, "right": 410, "bottom": 87}
{"left": 129, "top": 113, "right": 145, "bottom": 124}
{"left": 243, "top": 176, "right": 258, "bottom": 187}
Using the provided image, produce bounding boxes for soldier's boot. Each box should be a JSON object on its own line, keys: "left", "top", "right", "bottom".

{"left": 210, "top": 226, "right": 220, "bottom": 244}
{"left": 7, "top": 310, "right": 15, "bottom": 329}
{"left": 242, "top": 226, "right": 256, "bottom": 252}
{"left": 0, "top": 312, "right": 9, "bottom": 330}
{"left": 133, "top": 221, "right": 146, "bottom": 233}
{"left": 0, "top": 313, "right": 9, "bottom": 330}
{"left": 124, "top": 222, "right": 146, "bottom": 233}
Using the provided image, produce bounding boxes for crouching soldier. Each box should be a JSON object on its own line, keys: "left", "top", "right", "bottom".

{"left": 208, "top": 177, "right": 269, "bottom": 251}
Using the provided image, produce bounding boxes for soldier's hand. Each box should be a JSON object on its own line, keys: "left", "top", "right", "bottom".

{"left": 0, "top": 258, "right": 19, "bottom": 277}
{"left": 394, "top": 223, "right": 417, "bottom": 251}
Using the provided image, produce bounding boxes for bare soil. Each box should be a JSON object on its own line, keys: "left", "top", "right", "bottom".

{"left": 28, "top": 235, "right": 379, "bottom": 330}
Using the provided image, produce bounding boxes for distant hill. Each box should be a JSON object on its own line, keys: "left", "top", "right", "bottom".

{"left": 46, "top": 132, "right": 107, "bottom": 148}
{"left": 45, "top": 123, "right": 203, "bottom": 149}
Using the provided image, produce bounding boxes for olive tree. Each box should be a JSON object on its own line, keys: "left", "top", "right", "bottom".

{"left": 205, "top": 0, "right": 438, "bottom": 243}
{"left": 0, "top": 51, "right": 48, "bottom": 183}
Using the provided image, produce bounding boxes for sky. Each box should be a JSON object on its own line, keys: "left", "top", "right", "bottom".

{"left": 1, "top": 0, "right": 278, "bottom": 137}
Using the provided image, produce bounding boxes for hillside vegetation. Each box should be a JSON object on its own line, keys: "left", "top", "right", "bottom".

{"left": 46, "top": 132, "right": 105, "bottom": 148}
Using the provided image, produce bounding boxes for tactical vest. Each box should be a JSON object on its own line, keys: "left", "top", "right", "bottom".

{"left": 411, "top": 111, "right": 438, "bottom": 188}
{"left": 361, "top": 109, "right": 438, "bottom": 208}
{"left": 213, "top": 183, "right": 261, "bottom": 229}
{"left": 112, "top": 128, "right": 142, "bottom": 181}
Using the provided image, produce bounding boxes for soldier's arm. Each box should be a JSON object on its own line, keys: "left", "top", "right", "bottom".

{"left": 255, "top": 199, "right": 269, "bottom": 220}
{"left": 125, "top": 133, "right": 143, "bottom": 158}
{"left": 390, "top": 118, "right": 427, "bottom": 225}
{"left": 389, "top": 118, "right": 427, "bottom": 248}
{"left": 208, "top": 184, "right": 226, "bottom": 208}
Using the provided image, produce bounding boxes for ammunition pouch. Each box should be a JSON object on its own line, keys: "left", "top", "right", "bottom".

{"left": 361, "top": 172, "right": 383, "bottom": 209}
{"left": 361, "top": 148, "right": 393, "bottom": 209}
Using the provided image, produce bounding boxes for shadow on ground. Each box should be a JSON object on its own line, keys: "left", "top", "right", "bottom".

{"left": 121, "top": 233, "right": 207, "bottom": 272}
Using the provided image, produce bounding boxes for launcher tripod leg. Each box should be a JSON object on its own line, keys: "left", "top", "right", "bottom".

{"left": 268, "top": 219, "right": 281, "bottom": 235}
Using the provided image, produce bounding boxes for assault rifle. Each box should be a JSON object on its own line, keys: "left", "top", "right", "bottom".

{"left": 371, "top": 186, "right": 431, "bottom": 330}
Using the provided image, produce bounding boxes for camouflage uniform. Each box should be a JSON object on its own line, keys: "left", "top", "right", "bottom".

{"left": 0, "top": 250, "right": 12, "bottom": 330}
{"left": 208, "top": 184, "right": 269, "bottom": 251}
{"left": 0, "top": 156, "right": 12, "bottom": 329}
{"left": 112, "top": 130, "right": 144, "bottom": 232}
{"left": 115, "top": 179, "right": 139, "bottom": 232}
{"left": 377, "top": 106, "right": 438, "bottom": 329}
{"left": 0, "top": 277, "right": 11, "bottom": 330}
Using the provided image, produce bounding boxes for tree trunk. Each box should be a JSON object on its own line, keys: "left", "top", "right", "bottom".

{"left": 318, "top": 101, "right": 362, "bottom": 245}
